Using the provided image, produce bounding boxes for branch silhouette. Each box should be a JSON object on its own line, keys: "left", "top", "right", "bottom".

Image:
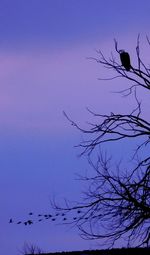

{"left": 52, "top": 37, "right": 150, "bottom": 247}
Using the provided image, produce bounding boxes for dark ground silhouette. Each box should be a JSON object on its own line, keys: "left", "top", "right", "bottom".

{"left": 28, "top": 247, "right": 150, "bottom": 255}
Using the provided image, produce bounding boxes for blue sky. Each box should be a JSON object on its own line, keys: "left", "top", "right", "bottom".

{"left": 0, "top": 0, "right": 149, "bottom": 48}
{"left": 0, "top": 1, "right": 150, "bottom": 255}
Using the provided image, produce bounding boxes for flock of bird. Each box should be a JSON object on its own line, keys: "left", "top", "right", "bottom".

{"left": 9, "top": 210, "right": 86, "bottom": 226}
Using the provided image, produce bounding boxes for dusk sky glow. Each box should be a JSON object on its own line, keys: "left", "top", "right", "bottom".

{"left": 0, "top": 1, "right": 150, "bottom": 255}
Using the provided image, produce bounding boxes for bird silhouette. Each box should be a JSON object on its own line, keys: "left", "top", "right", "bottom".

{"left": 27, "top": 220, "right": 33, "bottom": 225}
{"left": 9, "top": 218, "right": 13, "bottom": 223}
{"left": 119, "top": 50, "right": 131, "bottom": 71}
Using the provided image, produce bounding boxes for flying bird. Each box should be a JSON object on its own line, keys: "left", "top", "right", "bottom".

{"left": 9, "top": 218, "right": 13, "bottom": 223}
{"left": 27, "top": 220, "right": 33, "bottom": 225}
{"left": 119, "top": 50, "right": 131, "bottom": 71}
{"left": 17, "top": 221, "right": 22, "bottom": 224}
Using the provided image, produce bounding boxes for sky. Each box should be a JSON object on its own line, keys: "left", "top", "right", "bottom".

{"left": 0, "top": 1, "right": 150, "bottom": 255}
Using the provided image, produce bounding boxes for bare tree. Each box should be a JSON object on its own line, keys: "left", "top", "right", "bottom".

{"left": 20, "top": 242, "right": 43, "bottom": 255}
{"left": 12, "top": 37, "right": 150, "bottom": 249}
{"left": 52, "top": 36, "right": 150, "bottom": 248}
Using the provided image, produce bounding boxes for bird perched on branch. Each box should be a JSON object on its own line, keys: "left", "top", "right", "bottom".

{"left": 119, "top": 50, "right": 131, "bottom": 71}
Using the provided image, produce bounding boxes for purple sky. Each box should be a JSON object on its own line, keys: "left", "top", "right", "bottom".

{"left": 0, "top": 1, "right": 150, "bottom": 254}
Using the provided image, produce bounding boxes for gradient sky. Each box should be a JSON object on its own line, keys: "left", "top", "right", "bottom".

{"left": 0, "top": 1, "right": 150, "bottom": 255}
